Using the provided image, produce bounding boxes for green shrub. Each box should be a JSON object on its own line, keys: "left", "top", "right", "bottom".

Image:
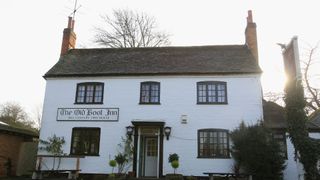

{"left": 168, "top": 153, "right": 179, "bottom": 163}
{"left": 231, "top": 122, "right": 286, "bottom": 180}
{"left": 115, "top": 153, "right": 128, "bottom": 173}
{"left": 171, "top": 160, "right": 179, "bottom": 174}
{"left": 109, "top": 160, "right": 117, "bottom": 167}
{"left": 109, "top": 159, "right": 117, "bottom": 174}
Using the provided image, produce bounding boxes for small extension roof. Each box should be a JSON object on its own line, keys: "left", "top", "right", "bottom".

{"left": 0, "top": 121, "right": 38, "bottom": 137}
{"left": 44, "top": 45, "right": 262, "bottom": 78}
{"left": 263, "top": 100, "right": 320, "bottom": 131}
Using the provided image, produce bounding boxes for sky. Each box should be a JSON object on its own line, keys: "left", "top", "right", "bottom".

{"left": 0, "top": 0, "right": 320, "bottom": 117}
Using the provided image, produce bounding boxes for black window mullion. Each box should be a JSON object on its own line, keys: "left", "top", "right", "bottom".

{"left": 157, "top": 83, "right": 160, "bottom": 102}
{"left": 148, "top": 84, "right": 152, "bottom": 102}
{"left": 83, "top": 85, "right": 88, "bottom": 103}
{"left": 215, "top": 84, "right": 218, "bottom": 103}
{"left": 88, "top": 130, "right": 92, "bottom": 154}
{"left": 217, "top": 131, "right": 220, "bottom": 156}
{"left": 205, "top": 84, "right": 209, "bottom": 103}
{"left": 92, "top": 85, "right": 96, "bottom": 103}
{"left": 207, "top": 131, "right": 211, "bottom": 156}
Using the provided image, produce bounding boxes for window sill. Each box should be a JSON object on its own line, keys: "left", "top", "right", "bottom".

{"left": 70, "top": 154, "right": 100, "bottom": 157}
{"left": 197, "top": 156, "right": 231, "bottom": 159}
{"left": 139, "top": 103, "right": 161, "bottom": 105}
{"left": 74, "top": 103, "right": 104, "bottom": 105}
{"left": 197, "top": 102, "right": 228, "bottom": 105}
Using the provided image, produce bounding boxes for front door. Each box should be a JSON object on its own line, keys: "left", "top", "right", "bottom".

{"left": 144, "top": 137, "right": 158, "bottom": 177}
{"left": 133, "top": 124, "right": 164, "bottom": 178}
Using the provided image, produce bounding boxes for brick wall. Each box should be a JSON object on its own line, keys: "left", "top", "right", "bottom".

{"left": 0, "top": 133, "right": 27, "bottom": 176}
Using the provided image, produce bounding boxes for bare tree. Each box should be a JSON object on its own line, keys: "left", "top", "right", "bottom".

{"left": 31, "top": 104, "right": 42, "bottom": 129}
{"left": 0, "top": 102, "right": 36, "bottom": 130}
{"left": 263, "top": 92, "right": 285, "bottom": 106}
{"left": 301, "top": 43, "right": 320, "bottom": 113}
{"left": 94, "top": 9, "right": 170, "bottom": 48}
{"left": 0, "top": 102, "right": 28, "bottom": 122}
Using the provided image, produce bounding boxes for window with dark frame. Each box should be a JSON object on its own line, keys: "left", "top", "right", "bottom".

{"left": 140, "top": 81, "right": 160, "bottom": 104}
{"left": 75, "top": 82, "right": 104, "bottom": 104}
{"left": 70, "top": 128, "right": 100, "bottom": 156}
{"left": 197, "top": 81, "right": 227, "bottom": 104}
{"left": 198, "top": 129, "right": 230, "bottom": 158}
{"left": 272, "top": 131, "right": 287, "bottom": 159}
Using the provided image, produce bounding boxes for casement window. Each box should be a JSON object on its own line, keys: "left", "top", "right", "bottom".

{"left": 198, "top": 129, "right": 230, "bottom": 158}
{"left": 140, "top": 81, "right": 160, "bottom": 104}
{"left": 272, "top": 131, "right": 287, "bottom": 158}
{"left": 70, "top": 128, "right": 100, "bottom": 156}
{"left": 75, "top": 82, "right": 104, "bottom": 104}
{"left": 197, "top": 81, "right": 227, "bottom": 104}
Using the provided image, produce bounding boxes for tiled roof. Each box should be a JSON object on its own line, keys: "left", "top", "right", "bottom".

{"left": 0, "top": 121, "right": 38, "bottom": 137}
{"left": 309, "top": 109, "right": 320, "bottom": 128}
{"left": 263, "top": 100, "right": 287, "bottom": 129}
{"left": 44, "top": 45, "right": 262, "bottom": 78}
{"left": 263, "top": 100, "right": 320, "bottom": 131}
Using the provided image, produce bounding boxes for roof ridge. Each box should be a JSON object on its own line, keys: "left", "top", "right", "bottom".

{"left": 69, "top": 44, "right": 247, "bottom": 52}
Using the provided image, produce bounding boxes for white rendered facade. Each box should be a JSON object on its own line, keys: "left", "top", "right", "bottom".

{"left": 39, "top": 74, "right": 263, "bottom": 176}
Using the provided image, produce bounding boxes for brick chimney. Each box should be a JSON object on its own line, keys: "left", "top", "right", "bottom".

{"left": 245, "top": 10, "right": 259, "bottom": 62}
{"left": 60, "top": 16, "right": 76, "bottom": 56}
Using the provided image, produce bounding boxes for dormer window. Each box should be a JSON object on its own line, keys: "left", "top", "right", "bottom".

{"left": 75, "top": 82, "right": 104, "bottom": 104}
{"left": 140, "top": 81, "right": 160, "bottom": 104}
{"left": 197, "top": 81, "right": 227, "bottom": 104}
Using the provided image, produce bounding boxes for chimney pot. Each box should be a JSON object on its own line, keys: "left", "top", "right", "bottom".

{"left": 67, "top": 16, "right": 73, "bottom": 28}
{"left": 247, "top": 10, "right": 253, "bottom": 23}
{"left": 71, "top": 19, "right": 75, "bottom": 29}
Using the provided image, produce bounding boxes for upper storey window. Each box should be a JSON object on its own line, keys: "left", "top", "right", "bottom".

{"left": 75, "top": 82, "right": 104, "bottom": 104}
{"left": 197, "top": 81, "right": 227, "bottom": 104}
{"left": 140, "top": 81, "right": 160, "bottom": 104}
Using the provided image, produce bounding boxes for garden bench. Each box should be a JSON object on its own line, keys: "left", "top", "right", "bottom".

{"left": 32, "top": 155, "right": 84, "bottom": 179}
{"left": 203, "top": 172, "right": 252, "bottom": 180}
{"left": 32, "top": 169, "right": 81, "bottom": 179}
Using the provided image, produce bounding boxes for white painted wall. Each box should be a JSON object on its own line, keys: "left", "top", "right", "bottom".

{"left": 283, "top": 134, "right": 301, "bottom": 180}
{"left": 284, "top": 132, "right": 320, "bottom": 180}
{"left": 39, "top": 74, "right": 263, "bottom": 176}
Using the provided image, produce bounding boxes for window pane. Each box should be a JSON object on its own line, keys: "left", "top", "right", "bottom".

{"left": 76, "top": 85, "right": 85, "bottom": 103}
{"left": 76, "top": 83, "right": 104, "bottom": 104}
{"left": 198, "top": 129, "right": 229, "bottom": 158}
{"left": 151, "top": 96, "right": 159, "bottom": 103}
{"left": 85, "top": 85, "right": 94, "bottom": 103}
{"left": 140, "top": 82, "right": 159, "bottom": 103}
{"left": 71, "top": 128, "right": 100, "bottom": 155}
{"left": 198, "top": 83, "right": 208, "bottom": 103}
{"left": 94, "top": 85, "right": 103, "bottom": 103}
{"left": 197, "top": 82, "right": 227, "bottom": 104}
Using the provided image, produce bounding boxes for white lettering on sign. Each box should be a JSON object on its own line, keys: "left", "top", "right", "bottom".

{"left": 57, "top": 108, "right": 119, "bottom": 121}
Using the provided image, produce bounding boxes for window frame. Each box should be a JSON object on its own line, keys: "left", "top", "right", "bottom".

{"left": 74, "top": 82, "right": 104, "bottom": 104}
{"left": 139, "top": 81, "right": 161, "bottom": 104}
{"left": 197, "top": 81, "right": 228, "bottom": 104}
{"left": 197, "top": 128, "right": 230, "bottom": 159}
{"left": 70, "top": 127, "right": 101, "bottom": 156}
{"left": 272, "top": 131, "right": 288, "bottom": 159}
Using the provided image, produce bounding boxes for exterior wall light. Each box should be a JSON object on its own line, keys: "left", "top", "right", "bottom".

{"left": 126, "top": 126, "right": 134, "bottom": 139}
{"left": 164, "top": 126, "right": 172, "bottom": 140}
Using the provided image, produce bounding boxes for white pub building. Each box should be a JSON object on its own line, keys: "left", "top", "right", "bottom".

{"left": 37, "top": 11, "right": 315, "bottom": 180}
